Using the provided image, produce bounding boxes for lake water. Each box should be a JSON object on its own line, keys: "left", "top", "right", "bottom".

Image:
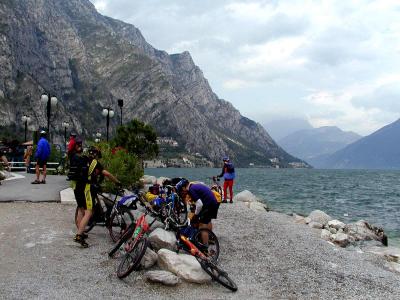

{"left": 145, "top": 168, "right": 400, "bottom": 246}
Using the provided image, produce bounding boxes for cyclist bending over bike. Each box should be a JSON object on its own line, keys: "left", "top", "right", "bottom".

{"left": 72, "top": 146, "right": 120, "bottom": 247}
{"left": 176, "top": 179, "right": 219, "bottom": 246}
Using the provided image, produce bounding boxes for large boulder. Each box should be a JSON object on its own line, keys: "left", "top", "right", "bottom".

{"left": 332, "top": 232, "right": 351, "bottom": 247}
{"left": 308, "top": 221, "right": 323, "bottom": 229}
{"left": 344, "top": 220, "right": 388, "bottom": 246}
{"left": 247, "top": 201, "right": 268, "bottom": 212}
{"left": 365, "top": 246, "right": 400, "bottom": 263}
{"left": 142, "top": 175, "right": 157, "bottom": 185}
{"left": 233, "top": 190, "right": 260, "bottom": 203}
{"left": 307, "top": 210, "right": 332, "bottom": 225}
{"left": 157, "top": 249, "right": 211, "bottom": 283}
{"left": 293, "top": 213, "right": 307, "bottom": 224}
{"left": 328, "top": 220, "right": 346, "bottom": 230}
{"left": 321, "top": 229, "right": 331, "bottom": 241}
{"left": 149, "top": 228, "right": 177, "bottom": 251}
{"left": 144, "top": 270, "right": 180, "bottom": 286}
{"left": 141, "top": 248, "right": 158, "bottom": 269}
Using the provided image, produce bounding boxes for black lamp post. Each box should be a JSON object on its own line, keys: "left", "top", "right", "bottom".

{"left": 21, "top": 115, "right": 31, "bottom": 142}
{"left": 118, "top": 99, "right": 124, "bottom": 126}
{"left": 40, "top": 93, "right": 58, "bottom": 139}
{"left": 102, "top": 107, "right": 114, "bottom": 142}
{"left": 62, "top": 121, "right": 70, "bottom": 151}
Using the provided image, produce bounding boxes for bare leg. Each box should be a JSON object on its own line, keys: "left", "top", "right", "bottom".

{"left": 199, "top": 223, "right": 210, "bottom": 245}
{"left": 77, "top": 210, "right": 93, "bottom": 235}
{"left": 42, "top": 165, "right": 47, "bottom": 181}
{"left": 35, "top": 164, "right": 40, "bottom": 181}
{"left": 75, "top": 207, "right": 84, "bottom": 229}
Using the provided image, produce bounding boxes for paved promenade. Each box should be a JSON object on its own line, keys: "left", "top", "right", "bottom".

{"left": 0, "top": 173, "right": 69, "bottom": 202}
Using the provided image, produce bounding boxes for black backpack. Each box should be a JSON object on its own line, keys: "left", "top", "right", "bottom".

{"left": 67, "top": 155, "right": 89, "bottom": 182}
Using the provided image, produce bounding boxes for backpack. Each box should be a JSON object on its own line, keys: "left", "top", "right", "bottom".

{"left": 67, "top": 155, "right": 97, "bottom": 182}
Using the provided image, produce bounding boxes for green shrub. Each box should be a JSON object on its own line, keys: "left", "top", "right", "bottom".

{"left": 95, "top": 142, "right": 143, "bottom": 192}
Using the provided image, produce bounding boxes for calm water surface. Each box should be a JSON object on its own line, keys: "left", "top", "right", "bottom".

{"left": 146, "top": 168, "right": 400, "bottom": 245}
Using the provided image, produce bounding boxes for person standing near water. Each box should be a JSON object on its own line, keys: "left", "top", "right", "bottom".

{"left": 31, "top": 131, "right": 51, "bottom": 184}
{"left": 217, "top": 156, "right": 235, "bottom": 203}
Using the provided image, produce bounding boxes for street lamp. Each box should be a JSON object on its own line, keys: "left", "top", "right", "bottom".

{"left": 41, "top": 93, "right": 58, "bottom": 139}
{"left": 95, "top": 131, "right": 101, "bottom": 143}
{"left": 117, "top": 99, "right": 124, "bottom": 126}
{"left": 21, "top": 115, "right": 31, "bottom": 142}
{"left": 102, "top": 107, "right": 114, "bottom": 142}
{"left": 62, "top": 121, "right": 70, "bottom": 151}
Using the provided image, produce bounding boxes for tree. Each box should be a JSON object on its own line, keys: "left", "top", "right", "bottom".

{"left": 113, "top": 119, "right": 159, "bottom": 162}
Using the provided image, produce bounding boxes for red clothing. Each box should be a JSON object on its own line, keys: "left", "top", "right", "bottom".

{"left": 67, "top": 137, "right": 76, "bottom": 155}
{"left": 223, "top": 179, "right": 234, "bottom": 201}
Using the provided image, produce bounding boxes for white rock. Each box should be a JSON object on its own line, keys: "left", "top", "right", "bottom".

{"left": 156, "top": 177, "right": 170, "bottom": 185}
{"left": 233, "top": 190, "right": 260, "bottom": 203}
{"left": 328, "top": 220, "right": 346, "bottom": 230}
{"left": 308, "top": 221, "right": 323, "bottom": 229}
{"left": 157, "top": 249, "right": 211, "bottom": 283}
{"left": 329, "top": 227, "right": 337, "bottom": 234}
{"left": 344, "top": 220, "right": 387, "bottom": 245}
{"left": 365, "top": 246, "right": 400, "bottom": 263}
{"left": 321, "top": 229, "right": 331, "bottom": 241}
{"left": 144, "top": 270, "right": 180, "bottom": 286}
{"left": 308, "top": 210, "right": 332, "bottom": 225}
{"left": 248, "top": 201, "right": 268, "bottom": 212}
{"left": 60, "top": 188, "right": 76, "bottom": 205}
{"left": 141, "top": 248, "right": 158, "bottom": 269}
{"left": 304, "top": 217, "right": 312, "bottom": 224}
{"left": 149, "top": 228, "right": 177, "bottom": 251}
{"left": 142, "top": 175, "right": 157, "bottom": 184}
{"left": 293, "top": 214, "right": 307, "bottom": 224}
{"left": 332, "top": 232, "right": 350, "bottom": 247}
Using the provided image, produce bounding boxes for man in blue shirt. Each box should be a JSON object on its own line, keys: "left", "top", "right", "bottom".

{"left": 31, "top": 131, "right": 51, "bottom": 184}
{"left": 176, "top": 179, "right": 219, "bottom": 233}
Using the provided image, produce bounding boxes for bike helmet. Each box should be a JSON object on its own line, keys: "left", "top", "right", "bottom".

{"left": 175, "top": 178, "right": 189, "bottom": 194}
{"left": 223, "top": 156, "right": 229, "bottom": 162}
{"left": 40, "top": 130, "right": 47, "bottom": 137}
{"left": 70, "top": 132, "right": 77, "bottom": 137}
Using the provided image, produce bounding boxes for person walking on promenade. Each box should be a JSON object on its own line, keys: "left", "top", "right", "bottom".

{"left": 31, "top": 131, "right": 51, "bottom": 184}
{"left": 23, "top": 146, "right": 33, "bottom": 173}
{"left": 67, "top": 133, "right": 76, "bottom": 161}
{"left": 217, "top": 156, "right": 236, "bottom": 203}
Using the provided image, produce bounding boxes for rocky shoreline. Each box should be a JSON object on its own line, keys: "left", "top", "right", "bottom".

{"left": 1, "top": 176, "right": 400, "bottom": 298}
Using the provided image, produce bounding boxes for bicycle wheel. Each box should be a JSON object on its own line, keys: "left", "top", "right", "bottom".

{"left": 108, "top": 223, "right": 135, "bottom": 258}
{"left": 192, "top": 228, "right": 220, "bottom": 262}
{"left": 117, "top": 237, "right": 148, "bottom": 279}
{"left": 74, "top": 207, "right": 95, "bottom": 233}
{"left": 173, "top": 198, "right": 188, "bottom": 225}
{"left": 198, "top": 258, "right": 238, "bottom": 292}
{"left": 108, "top": 208, "right": 135, "bottom": 243}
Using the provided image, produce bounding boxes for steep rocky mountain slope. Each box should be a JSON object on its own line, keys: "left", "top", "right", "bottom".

{"left": 0, "top": 0, "right": 302, "bottom": 167}
{"left": 278, "top": 126, "right": 361, "bottom": 167}
{"left": 318, "top": 119, "right": 400, "bottom": 169}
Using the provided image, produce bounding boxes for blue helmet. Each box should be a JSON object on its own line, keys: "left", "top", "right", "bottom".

{"left": 175, "top": 178, "right": 189, "bottom": 194}
{"left": 223, "top": 156, "right": 229, "bottom": 162}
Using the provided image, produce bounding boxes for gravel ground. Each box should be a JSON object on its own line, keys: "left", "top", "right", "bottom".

{"left": 0, "top": 201, "right": 399, "bottom": 300}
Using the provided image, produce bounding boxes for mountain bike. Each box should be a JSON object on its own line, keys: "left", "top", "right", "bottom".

{"left": 74, "top": 186, "right": 136, "bottom": 242}
{"left": 115, "top": 206, "right": 157, "bottom": 279}
{"left": 176, "top": 228, "right": 237, "bottom": 292}
{"left": 209, "top": 176, "right": 223, "bottom": 198}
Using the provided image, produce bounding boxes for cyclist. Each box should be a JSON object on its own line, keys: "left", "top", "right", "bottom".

{"left": 175, "top": 178, "right": 219, "bottom": 246}
{"left": 217, "top": 156, "right": 235, "bottom": 203}
{"left": 73, "top": 145, "right": 120, "bottom": 247}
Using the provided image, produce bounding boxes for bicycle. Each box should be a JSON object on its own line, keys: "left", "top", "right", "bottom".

{"left": 74, "top": 186, "right": 136, "bottom": 242}
{"left": 176, "top": 226, "right": 237, "bottom": 292}
{"left": 209, "top": 176, "right": 223, "bottom": 198}
{"left": 115, "top": 204, "right": 157, "bottom": 279}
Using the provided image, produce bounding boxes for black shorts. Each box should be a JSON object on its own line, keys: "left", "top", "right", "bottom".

{"left": 37, "top": 159, "right": 47, "bottom": 168}
{"left": 198, "top": 203, "right": 219, "bottom": 224}
{"left": 74, "top": 184, "right": 95, "bottom": 210}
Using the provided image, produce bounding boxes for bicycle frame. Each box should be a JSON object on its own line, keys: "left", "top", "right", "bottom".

{"left": 178, "top": 234, "right": 207, "bottom": 260}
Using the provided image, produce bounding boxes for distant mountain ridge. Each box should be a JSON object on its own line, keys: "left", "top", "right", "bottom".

{"left": 318, "top": 119, "right": 400, "bottom": 169}
{"left": 0, "top": 0, "right": 303, "bottom": 167}
{"left": 264, "top": 118, "right": 313, "bottom": 141}
{"left": 278, "top": 126, "right": 362, "bottom": 167}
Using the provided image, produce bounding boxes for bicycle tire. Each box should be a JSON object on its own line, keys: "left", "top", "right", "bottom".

{"left": 173, "top": 198, "right": 188, "bottom": 225}
{"left": 192, "top": 228, "right": 220, "bottom": 262}
{"left": 74, "top": 207, "right": 95, "bottom": 233}
{"left": 108, "top": 208, "right": 135, "bottom": 243}
{"left": 117, "top": 237, "right": 148, "bottom": 279}
{"left": 108, "top": 223, "right": 135, "bottom": 258}
{"left": 198, "top": 258, "right": 238, "bottom": 292}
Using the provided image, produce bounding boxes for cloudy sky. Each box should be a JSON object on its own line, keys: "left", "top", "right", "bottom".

{"left": 90, "top": 0, "right": 400, "bottom": 135}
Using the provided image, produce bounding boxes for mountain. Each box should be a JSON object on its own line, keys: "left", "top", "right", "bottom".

{"left": 0, "top": 0, "right": 303, "bottom": 167}
{"left": 278, "top": 126, "right": 362, "bottom": 167}
{"left": 319, "top": 119, "right": 400, "bottom": 169}
{"left": 264, "top": 118, "right": 313, "bottom": 141}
